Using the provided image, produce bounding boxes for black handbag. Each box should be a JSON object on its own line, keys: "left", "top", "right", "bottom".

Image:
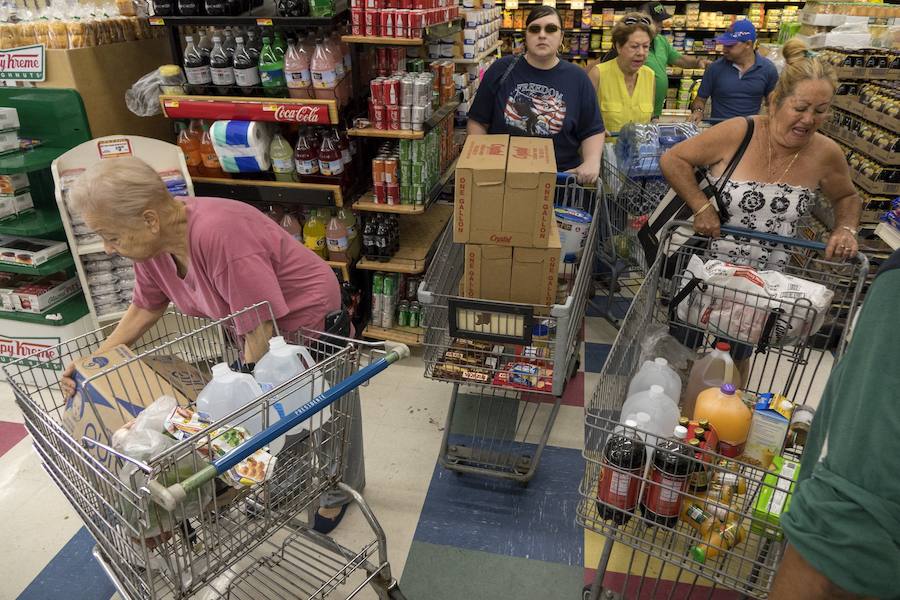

{"left": 637, "top": 117, "right": 755, "bottom": 267}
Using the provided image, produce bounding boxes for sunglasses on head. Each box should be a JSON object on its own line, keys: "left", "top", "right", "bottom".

{"left": 622, "top": 16, "right": 652, "bottom": 26}
{"left": 527, "top": 23, "right": 560, "bottom": 34}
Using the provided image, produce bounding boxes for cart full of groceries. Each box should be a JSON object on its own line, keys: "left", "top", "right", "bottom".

{"left": 3, "top": 302, "right": 411, "bottom": 600}
{"left": 577, "top": 222, "right": 869, "bottom": 600}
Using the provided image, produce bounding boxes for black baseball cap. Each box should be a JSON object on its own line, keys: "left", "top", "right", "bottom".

{"left": 642, "top": 2, "right": 672, "bottom": 23}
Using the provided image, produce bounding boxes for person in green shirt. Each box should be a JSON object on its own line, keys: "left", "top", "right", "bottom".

{"left": 771, "top": 249, "right": 900, "bottom": 599}
{"left": 600, "top": 3, "right": 710, "bottom": 117}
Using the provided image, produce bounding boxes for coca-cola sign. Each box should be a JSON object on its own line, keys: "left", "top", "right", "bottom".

{"left": 271, "top": 104, "right": 330, "bottom": 123}
{"left": 161, "top": 97, "right": 333, "bottom": 125}
{"left": 0, "top": 44, "right": 45, "bottom": 82}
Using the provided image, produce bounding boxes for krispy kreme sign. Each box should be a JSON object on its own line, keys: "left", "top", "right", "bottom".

{"left": 0, "top": 44, "right": 45, "bottom": 82}
{"left": 0, "top": 334, "right": 62, "bottom": 370}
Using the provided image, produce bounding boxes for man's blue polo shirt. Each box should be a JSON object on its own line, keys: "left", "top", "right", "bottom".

{"left": 697, "top": 52, "right": 779, "bottom": 121}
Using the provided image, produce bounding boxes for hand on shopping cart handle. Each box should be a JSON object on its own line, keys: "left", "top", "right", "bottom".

{"left": 60, "top": 362, "right": 77, "bottom": 399}
{"left": 692, "top": 208, "right": 721, "bottom": 238}
{"left": 563, "top": 162, "right": 600, "bottom": 186}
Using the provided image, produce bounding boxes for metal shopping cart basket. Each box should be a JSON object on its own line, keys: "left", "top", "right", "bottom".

{"left": 416, "top": 175, "right": 598, "bottom": 483}
{"left": 577, "top": 223, "right": 868, "bottom": 599}
{"left": 3, "top": 302, "right": 410, "bottom": 600}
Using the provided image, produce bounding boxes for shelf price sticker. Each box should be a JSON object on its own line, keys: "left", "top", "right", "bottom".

{"left": 256, "top": 18, "right": 274, "bottom": 26}
{"left": 542, "top": 0, "right": 556, "bottom": 7}
{"left": 570, "top": 0, "right": 584, "bottom": 8}
{"left": 149, "top": 17, "right": 164, "bottom": 26}
{"left": 97, "top": 138, "right": 133, "bottom": 159}
{"left": 505, "top": 0, "right": 518, "bottom": 8}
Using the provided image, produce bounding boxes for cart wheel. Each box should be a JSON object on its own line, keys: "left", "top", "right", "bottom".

{"left": 582, "top": 585, "right": 591, "bottom": 600}
{"left": 387, "top": 584, "right": 407, "bottom": 600}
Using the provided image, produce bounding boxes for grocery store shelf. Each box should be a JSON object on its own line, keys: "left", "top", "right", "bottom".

{"left": 851, "top": 170, "right": 899, "bottom": 197}
{"left": 832, "top": 95, "right": 900, "bottom": 134}
{"left": 77, "top": 241, "right": 105, "bottom": 256}
{"left": 192, "top": 176, "right": 344, "bottom": 207}
{"left": 434, "top": 40, "right": 502, "bottom": 64}
{"left": 348, "top": 100, "right": 459, "bottom": 140}
{"left": 0, "top": 209, "right": 63, "bottom": 237}
{"left": 159, "top": 95, "right": 339, "bottom": 125}
{"left": 352, "top": 197, "right": 426, "bottom": 214}
{"left": 0, "top": 294, "right": 89, "bottom": 326}
{"left": 357, "top": 203, "right": 452, "bottom": 274}
{"left": 834, "top": 66, "right": 900, "bottom": 81}
{"left": 875, "top": 223, "right": 900, "bottom": 251}
{"left": 363, "top": 324, "right": 424, "bottom": 346}
{"left": 148, "top": 11, "right": 348, "bottom": 27}
{"left": 326, "top": 259, "right": 351, "bottom": 281}
{"left": 0, "top": 146, "right": 70, "bottom": 175}
{"left": 0, "top": 252, "right": 74, "bottom": 275}
{"left": 821, "top": 122, "right": 899, "bottom": 166}
{"left": 343, "top": 18, "right": 463, "bottom": 46}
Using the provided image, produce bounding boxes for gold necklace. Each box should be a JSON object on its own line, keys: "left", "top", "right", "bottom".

{"left": 766, "top": 123, "right": 802, "bottom": 183}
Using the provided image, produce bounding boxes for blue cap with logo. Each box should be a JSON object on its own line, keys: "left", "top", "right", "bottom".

{"left": 715, "top": 19, "right": 757, "bottom": 45}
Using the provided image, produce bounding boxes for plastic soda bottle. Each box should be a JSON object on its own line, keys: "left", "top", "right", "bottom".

{"left": 209, "top": 35, "right": 235, "bottom": 95}
{"left": 596, "top": 419, "right": 646, "bottom": 525}
{"left": 326, "top": 213, "right": 350, "bottom": 261}
{"left": 337, "top": 207, "right": 359, "bottom": 259}
{"left": 183, "top": 35, "right": 211, "bottom": 95}
{"left": 273, "top": 30, "right": 288, "bottom": 59}
{"left": 317, "top": 132, "right": 344, "bottom": 177}
{"left": 294, "top": 128, "right": 320, "bottom": 178}
{"left": 280, "top": 210, "right": 303, "bottom": 241}
{"left": 310, "top": 38, "right": 338, "bottom": 91}
{"left": 303, "top": 210, "right": 327, "bottom": 258}
{"left": 258, "top": 36, "right": 286, "bottom": 97}
{"left": 177, "top": 122, "right": 203, "bottom": 176}
{"left": 284, "top": 38, "right": 313, "bottom": 99}
{"left": 270, "top": 132, "right": 298, "bottom": 182}
{"left": 233, "top": 36, "right": 260, "bottom": 95}
{"left": 199, "top": 122, "right": 228, "bottom": 178}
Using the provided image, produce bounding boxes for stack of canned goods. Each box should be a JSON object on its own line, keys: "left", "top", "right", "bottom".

{"left": 371, "top": 272, "right": 423, "bottom": 329}
{"left": 369, "top": 73, "right": 436, "bottom": 132}
{"left": 371, "top": 132, "right": 441, "bottom": 206}
{"left": 428, "top": 60, "right": 457, "bottom": 106}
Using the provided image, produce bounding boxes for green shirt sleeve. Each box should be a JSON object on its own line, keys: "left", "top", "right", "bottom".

{"left": 781, "top": 260, "right": 900, "bottom": 599}
{"left": 663, "top": 36, "right": 682, "bottom": 65}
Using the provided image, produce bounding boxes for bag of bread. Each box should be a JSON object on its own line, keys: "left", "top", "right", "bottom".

{"left": 15, "top": 22, "right": 37, "bottom": 46}
{"left": 66, "top": 20, "right": 86, "bottom": 48}
{"left": 48, "top": 19, "right": 69, "bottom": 49}
{"left": 33, "top": 20, "right": 51, "bottom": 46}
{"left": 0, "top": 23, "right": 19, "bottom": 50}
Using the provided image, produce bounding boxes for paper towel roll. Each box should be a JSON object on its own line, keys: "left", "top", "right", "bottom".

{"left": 209, "top": 120, "right": 272, "bottom": 172}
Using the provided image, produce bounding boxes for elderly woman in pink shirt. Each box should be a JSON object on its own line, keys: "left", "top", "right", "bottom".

{"left": 61, "top": 156, "right": 358, "bottom": 534}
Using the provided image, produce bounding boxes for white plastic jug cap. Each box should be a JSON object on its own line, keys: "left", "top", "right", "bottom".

{"left": 674, "top": 425, "right": 688, "bottom": 439}
{"left": 269, "top": 336, "right": 287, "bottom": 350}
{"left": 654, "top": 357, "right": 668, "bottom": 366}
{"left": 624, "top": 419, "right": 638, "bottom": 428}
{"left": 212, "top": 362, "right": 232, "bottom": 378}
{"left": 635, "top": 412, "right": 651, "bottom": 425}
{"left": 649, "top": 384, "right": 665, "bottom": 395}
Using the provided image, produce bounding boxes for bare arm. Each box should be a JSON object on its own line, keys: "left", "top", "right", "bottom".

{"left": 466, "top": 120, "right": 488, "bottom": 135}
{"left": 818, "top": 137, "right": 862, "bottom": 260}
{"left": 770, "top": 545, "right": 868, "bottom": 600}
{"left": 660, "top": 118, "right": 747, "bottom": 237}
{"left": 568, "top": 132, "right": 605, "bottom": 185}
{"left": 243, "top": 319, "right": 275, "bottom": 364}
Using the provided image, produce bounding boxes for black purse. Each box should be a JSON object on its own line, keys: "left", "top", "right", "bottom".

{"left": 637, "top": 117, "right": 755, "bottom": 268}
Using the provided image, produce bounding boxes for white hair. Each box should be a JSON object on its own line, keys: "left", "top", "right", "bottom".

{"left": 68, "top": 156, "right": 171, "bottom": 223}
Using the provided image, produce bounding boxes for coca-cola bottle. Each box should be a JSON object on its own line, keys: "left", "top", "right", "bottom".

{"left": 152, "top": 0, "right": 175, "bottom": 16}
{"left": 197, "top": 29, "right": 213, "bottom": 56}
{"left": 223, "top": 28, "right": 237, "bottom": 57}
{"left": 277, "top": 0, "right": 309, "bottom": 17}
{"left": 294, "top": 128, "right": 320, "bottom": 180}
{"left": 596, "top": 420, "right": 647, "bottom": 525}
{"left": 317, "top": 132, "right": 344, "bottom": 177}
{"left": 362, "top": 216, "right": 377, "bottom": 259}
{"left": 247, "top": 29, "right": 262, "bottom": 60}
{"left": 233, "top": 36, "right": 260, "bottom": 96}
{"left": 641, "top": 427, "right": 694, "bottom": 528}
{"left": 205, "top": 0, "right": 226, "bottom": 16}
{"left": 376, "top": 217, "right": 390, "bottom": 261}
{"left": 388, "top": 214, "right": 400, "bottom": 254}
{"left": 209, "top": 36, "right": 235, "bottom": 96}
{"left": 178, "top": 0, "right": 204, "bottom": 16}
{"left": 183, "top": 35, "right": 211, "bottom": 95}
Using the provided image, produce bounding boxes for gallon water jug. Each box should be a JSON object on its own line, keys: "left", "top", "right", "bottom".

{"left": 692, "top": 383, "right": 751, "bottom": 457}
{"left": 254, "top": 336, "right": 329, "bottom": 455}
{"left": 196, "top": 363, "right": 264, "bottom": 435}
{"left": 682, "top": 342, "right": 738, "bottom": 418}
{"left": 627, "top": 357, "right": 681, "bottom": 405}
{"left": 620, "top": 385, "right": 680, "bottom": 447}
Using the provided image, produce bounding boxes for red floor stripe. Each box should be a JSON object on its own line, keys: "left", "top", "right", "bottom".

{"left": 0, "top": 420, "right": 27, "bottom": 458}
{"left": 583, "top": 568, "right": 742, "bottom": 599}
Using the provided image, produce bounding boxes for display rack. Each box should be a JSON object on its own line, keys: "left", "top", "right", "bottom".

{"left": 341, "top": 18, "right": 463, "bottom": 45}
{"left": 357, "top": 202, "right": 452, "bottom": 275}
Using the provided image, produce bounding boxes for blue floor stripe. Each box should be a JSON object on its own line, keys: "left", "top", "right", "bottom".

{"left": 586, "top": 294, "right": 632, "bottom": 320}
{"left": 17, "top": 528, "right": 114, "bottom": 600}
{"left": 584, "top": 342, "right": 613, "bottom": 373}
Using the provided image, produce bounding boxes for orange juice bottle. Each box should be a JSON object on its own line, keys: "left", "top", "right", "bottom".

{"left": 177, "top": 122, "right": 202, "bottom": 177}
{"left": 693, "top": 384, "right": 751, "bottom": 457}
{"left": 199, "top": 121, "right": 228, "bottom": 178}
{"left": 691, "top": 520, "right": 747, "bottom": 564}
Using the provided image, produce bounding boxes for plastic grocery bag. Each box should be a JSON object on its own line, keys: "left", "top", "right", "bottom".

{"left": 638, "top": 324, "right": 696, "bottom": 378}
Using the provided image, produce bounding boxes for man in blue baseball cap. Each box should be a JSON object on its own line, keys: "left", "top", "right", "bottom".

{"left": 689, "top": 19, "right": 779, "bottom": 123}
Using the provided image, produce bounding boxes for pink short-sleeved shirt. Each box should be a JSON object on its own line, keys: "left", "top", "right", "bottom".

{"left": 132, "top": 196, "right": 341, "bottom": 336}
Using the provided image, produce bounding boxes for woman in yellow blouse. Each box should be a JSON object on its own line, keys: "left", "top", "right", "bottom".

{"left": 589, "top": 14, "right": 656, "bottom": 133}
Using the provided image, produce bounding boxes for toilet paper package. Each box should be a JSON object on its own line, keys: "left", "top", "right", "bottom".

{"left": 209, "top": 120, "right": 272, "bottom": 173}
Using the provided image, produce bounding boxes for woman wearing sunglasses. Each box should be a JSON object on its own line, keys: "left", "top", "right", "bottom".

{"left": 467, "top": 6, "right": 605, "bottom": 184}
{"left": 589, "top": 14, "right": 656, "bottom": 134}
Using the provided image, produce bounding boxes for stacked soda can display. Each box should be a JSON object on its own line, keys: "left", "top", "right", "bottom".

{"left": 429, "top": 60, "right": 457, "bottom": 105}
{"left": 371, "top": 272, "right": 422, "bottom": 329}
{"left": 368, "top": 72, "right": 436, "bottom": 131}
{"left": 349, "top": 0, "right": 460, "bottom": 39}
{"left": 370, "top": 121, "right": 455, "bottom": 205}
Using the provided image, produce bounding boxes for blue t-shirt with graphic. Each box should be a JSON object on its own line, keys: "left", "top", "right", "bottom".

{"left": 468, "top": 56, "right": 605, "bottom": 171}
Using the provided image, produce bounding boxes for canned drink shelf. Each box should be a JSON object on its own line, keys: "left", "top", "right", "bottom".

{"left": 342, "top": 18, "right": 463, "bottom": 46}
{"left": 363, "top": 323, "right": 425, "bottom": 346}
{"left": 159, "top": 95, "right": 340, "bottom": 125}
{"left": 357, "top": 202, "right": 452, "bottom": 274}
{"left": 427, "top": 40, "right": 502, "bottom": 64}
{"left": 348, "top": 100, "right": 460, "bottom": 140}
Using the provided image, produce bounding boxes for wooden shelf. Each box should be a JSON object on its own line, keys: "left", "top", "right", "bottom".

{"left": 426, "top": 40, "right": 502, "bottom": 64}
{"left": 851, "top": 170, "right": 899, "bottom": 197}
{"left": 363, "top": 324, "right": 425, "bottom": 346}
{"left": 192, "top": 176, "right": 344, "bottom": 206}
{"left": 352, "top": 196, "right": 427, "bottom": 214}
{"left": 326, "top": 259, "right": 351, "bottom": 281}
{"left": 834, "top": 66, "right": 900, "bottom": 82}
{"left": 821, "top": 122, "right": 899, "bottom": 166}
{"left": 831, "top": 95, "right": 900, "bottom": 135}
{"left": 357, "top": 203, "right": 452, "bottom": 274}
{"left": 148, "top": 12, "right": 348, "bottom": 27}
{"left": 349, "top": 100, "right": 459, "bottom": 140}
{"left": 159, "top": 95, "right": 339, "bottom": 125}
{"left": 341, "top": 35, "right": 426, "bottom": 46}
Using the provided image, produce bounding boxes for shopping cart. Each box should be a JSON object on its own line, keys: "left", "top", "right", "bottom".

{"left": 577, "top": 223, "right": 868, "bottom": 599}
{"left": 3, "top": 302, "right": 410, "bottom": 600}
{"left": 416, "top": 174, "right": 598, "bottom": 483}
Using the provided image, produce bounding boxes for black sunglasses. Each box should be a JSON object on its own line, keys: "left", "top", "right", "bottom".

{"left": 527, "top": 23, "right": 561, "bottom": 34}
{"left": 622, "top": 16, "right": 652, "bottom": 26}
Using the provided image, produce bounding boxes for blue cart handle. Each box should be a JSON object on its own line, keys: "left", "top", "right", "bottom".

{"left": 149, "top": 342, "right": 411, "bottom": 512}
{"left": 719, "top": 224, "right": 828, "bottom": 251}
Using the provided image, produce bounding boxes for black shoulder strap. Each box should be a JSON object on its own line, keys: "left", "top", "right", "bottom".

{"left": 716, "top": 117, "right": 755, "bottom": 192}
{"left": 498, "top": 54, "right": 522, "bottom": 87}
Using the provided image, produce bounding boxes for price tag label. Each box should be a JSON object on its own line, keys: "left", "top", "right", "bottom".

{"left": 97, "top": 138, "right": 133, "bottom": 159}
{"left": 570, "top": 0, "right": 584, "bottom": 9}
{"left": 505, "top": 0, "right": 518, "bottom": 8}
{"left": 149, "top": 17, "right": 164, "bottom": 26}
{"left": 262, "top": 104, "right": 278, "bottom": 112}
{"left": 542, "top": 0, "right": 556, "bottom": 6}
{"left": 256, "top": 18, "right": 273, "bottom": 26}
{"left": 163, "top": 100, "right": 180, "bottom": 108}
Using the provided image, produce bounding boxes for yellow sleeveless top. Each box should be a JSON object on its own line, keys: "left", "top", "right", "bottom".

{"left": 595, "top": 60, "right": 655, "bottom": 134}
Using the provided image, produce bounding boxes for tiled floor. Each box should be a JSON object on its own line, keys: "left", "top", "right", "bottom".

{"left": 0, "top": 297, "right": 832, "bottom": 600}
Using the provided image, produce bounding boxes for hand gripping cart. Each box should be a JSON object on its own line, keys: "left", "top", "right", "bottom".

{"left": 577, "top": 224, "right": 868, "bottom": 600}
{"left": 3, "top": 302, "right": 411, "bottom": 600}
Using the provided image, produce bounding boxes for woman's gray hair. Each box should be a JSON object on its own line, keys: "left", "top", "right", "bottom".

{"left": 69, "top": 156, "right": 171, "bottom": 222}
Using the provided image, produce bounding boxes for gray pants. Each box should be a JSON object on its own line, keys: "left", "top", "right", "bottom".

{"left": 319, "top": 389, "right": 365, "bottom": 508}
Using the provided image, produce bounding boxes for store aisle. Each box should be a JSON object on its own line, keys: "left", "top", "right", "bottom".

{"left": 0, "top": 299, "right": 623, "bottom": 600}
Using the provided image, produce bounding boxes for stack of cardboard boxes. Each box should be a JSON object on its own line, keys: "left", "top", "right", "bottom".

{"left": 454, "top": 135, "right": 561, "bottom": 308}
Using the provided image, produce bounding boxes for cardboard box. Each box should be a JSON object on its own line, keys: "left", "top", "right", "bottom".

{"left": 62, "top": 345, "right": 193, "bottom": 473}
{"left": 0, "top": 191, "right": 34, "bottom": 220}
{"left": 141, "top": 354, "right": 210, "bottom": 403}
{"left": 12, "top": 272, "right": 81, "bottom": 313}
{"left": 0, "top": 235, "right": 67, "bottom": 267}
{"left": 454, "top": 135, "right": 557, "bottom": 248}
{"left": 464, "top": 223, "right": 561, "bottom": 306}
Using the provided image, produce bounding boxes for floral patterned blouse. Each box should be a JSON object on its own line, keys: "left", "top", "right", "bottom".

{"left": 712, "top": 179, "right": 814, "bottom": 270}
